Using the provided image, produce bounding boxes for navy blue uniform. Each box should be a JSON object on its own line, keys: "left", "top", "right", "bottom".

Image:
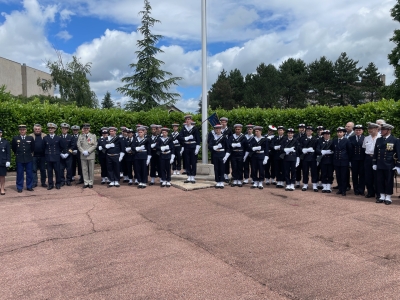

{"left": 209, "top": 133, "right": 230, "bottom": 183}
{"left": 281, "top": 137, "right": 300, "bottom": 186}
{"left": 105, "top": 136, "right": 124, "bottom": 182}
{"left": 71, "top": 134, "right": 82, "bottom": 180}
{"left": 12, "top": 135, "right": 35, "bottom": 190}
{"left": 333, "top": 138, "right": 352, "bottom": 194}
{"left": 273, "top": 135, "right": 285, "bottom": 183}
{"left": 180, "top": 125, "right": 200, "bottom": 177}
{"left": 97, "top": 136, "right": 108, "bottom": 179}
{"left": 316, "top": 139, "right": 334, "bottom": 186}
{"left": 243, "top": 134, "right": 254, "bottom": 180}
{"left": 349, "top": 135, "right": 366, "bottom": 194}
{"left": 133, "top": 137, "right": 151, "bottom": 184}
{"left": 0, "top": 138, "right": 11, "bottom": 176}
{"left": 60, "top": 134, "right": 74, "bottom": 184}
{"left": 156, "top": 136, "right": 175, "bottom": 182}
{"left": 248, "top": 137, "right": 269, "bottom": 183}
{"left": 264, "top": 135, "right": 275, "bottom": 182}
{"left": 149, "top": 134, "right": 160, "bottom": 179}
{"left": 228, "top": 133, "right": 248, "bottom": 182}
{"left": 43, "top": 135, "right": 62, "bottom": 188}
{"left": 171, "top": 131, "right": 182, "bottom": 171}
{"left": 300, "top": 136, "right": 318, "bottom": 185}
{"left": 124, "top": 137, "right": 136, "bottom": 181}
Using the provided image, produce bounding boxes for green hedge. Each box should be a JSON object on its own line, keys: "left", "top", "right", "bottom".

{"left": 1, "top": 97, "right": 398, "bottom": 170}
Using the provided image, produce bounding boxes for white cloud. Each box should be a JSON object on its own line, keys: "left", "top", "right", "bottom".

{"left": 56, "top": 30, "right": 72, "bottom": 41}
{"left": 59, "top": 8, "right": 74, "bottom": 27}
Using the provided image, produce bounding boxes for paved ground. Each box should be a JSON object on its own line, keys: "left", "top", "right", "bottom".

{"left": 1, "top": 173, "right": 400, "bottom": 299}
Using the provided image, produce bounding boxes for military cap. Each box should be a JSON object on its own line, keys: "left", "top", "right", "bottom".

{"left": 156, "top": 125, "right": 162, "bottom": 128}
{"left": 277, "top": 126, "right": 285, "bottom": 130}
{"left": 122, "top": 128, "right": 128, "bottom": 132}
{"left": 71, "top": 125, "right": 80, "bottom": 130}
{"left": 143, "top": 125, "right": 149, "bottom": 129}
{"left": 47, "top": 123, "right": 57, "bottom": 129}
{"left": 18, "top": 125, "right": 27, "bottom": 129}
{"left": 108, "top": 126, "right": 117, "bottom": 131}
{"left": 150, "top": 124, "right": 157, "bottom": 128}
{"left": 367, "top": 122, "right": 379, "bottom": 129}
{"left": 354, "top": 124, "right": 364, "bottom": 130}
{"left": 336, "top": 127, "right": 346, "bottom": 132}
{"left": 253, "top": 126, "right": 263, "bottom": 131}
{"left": 101, "top": 128, "right": 109, "bottom": 134}
{"left": 268, "top": 125, "right": 277, "bottom": 131}
{"left": 322, "top": 130, "right": 331, "bottom": 135}
{"left": 136, "top": 124, "right": 142, "bottom": 127}
{"left": 287, "top": 128, "right": 295, "bottom": 133}
{"left": 220, "top": 117, "right": 228, "bottom": 122}
{"left": 381, "top": 123, "right": 394, "bottom": 130}
{"left": 214, "top": 124, "right": 222, "bottom": 129}
{"left": 298, "top": 123, "right": 306, "bottom": 128}
{"left": 191, "top": 122, "right": 196, "bottom": 125}
{"left": 60, "top": 123, "right": 70, "bottom": 128}
{"left": 184, "top": 114, "right": 193, "bottom": 120}
{"left": 82, "top": 123, "right": 90, "bottom": 128}
{"left": 161, "top": 127, "right": 170, "bottom": 132}
{"left": 120, "top": 126, "right": 126, "bottom": 130}
{"left": 246, "top": 124, "right": 254, "bottom": 128}
{"left": 233, "top": 124, "right": 243, "bottom": 128}
{"left": 137, "top": 126, "right": 146, "bottom": 131}
{"left": 316, "top": 126, "right": 325, "bottom": 130}
{"left": 126, "top": 128, "right": 133, "bottom": 133}
{"left": 172, "top": 123, "right": 180, "bottom": 127}
{"left": 306, "top": 126, "right": 314, "bottom": 131}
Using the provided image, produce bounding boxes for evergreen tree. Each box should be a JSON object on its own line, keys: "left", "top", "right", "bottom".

{"left": 101, "top": 91, "right": 114, "bottom": 109}
{"left": 208, "top": 70, "right": 235, "bottom": 110}
{"left": 332, "top": 52, "right": 363, "bottom": 105}
{"left": 117, "top": 0, "right": 182, "bottom": 111}
{"left": 228, "top": 69, "right": 245, "bottom": 105}
{"left": 387, "top": 0, "right": 400, "bottom": 100}
{"left": 307, "top": 56, "right": 335, "bottom": 105}
{"left": 360, "top": 62, "right": 383, "bottom": 102}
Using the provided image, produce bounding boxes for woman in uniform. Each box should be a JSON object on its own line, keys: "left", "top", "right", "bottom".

{"left": 0, "top": 128, "right": 11, "bottom": 195}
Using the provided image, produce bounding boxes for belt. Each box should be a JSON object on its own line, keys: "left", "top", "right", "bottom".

{"left": 162, "top": 151, "right": 171, "bottom": 154}
{"left": 216, "top": 149, "right": 225, "bottom": 152}
{"left": 107, "top": 154, "right": 118, "bottom": 156}
{"left": 233, "top": 149, "right": 243, "bottom": 152}
{"left": 185, "top": 141, "right": 196, "bottom": 144}
{"left": 137, "top": 150, "right": 147, "bottom": 152}
{"left": 256, "top": 150, "right": 264, "bottom": 153}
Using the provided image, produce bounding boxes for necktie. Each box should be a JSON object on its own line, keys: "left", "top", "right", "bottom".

{"left": 86, "top": 135, "right": 88, "bottom": 139}
{"left": 22, "top": 136, "right": 25, "bottom": 140}
{"left": 356, "top": 136, "right": 359, "bottom": 143}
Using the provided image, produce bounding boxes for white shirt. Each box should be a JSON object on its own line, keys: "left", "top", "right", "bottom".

{"left": 245, "top": 134, "right": 253, "bottom": 140}
{"left": 362, "top": 135, "right": 378, "bottom": 155}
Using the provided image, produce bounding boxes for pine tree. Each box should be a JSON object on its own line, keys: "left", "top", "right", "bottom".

{"left": 307, "top": 56, "right": 335, "bottom": 105}
{"left": 360, "top": 62, "right": 383, "bottom": 102}
{"left": 101, "top": 91, "right": 114, "bottom": 109}
{"left": 208, "top": 70, "right": 234, "bottom": 110}
{"left": 386, "top": 0, "right": 400, "bottom": 100}
{"left": 117, "top": 0, "right": 182, "bottom": 111}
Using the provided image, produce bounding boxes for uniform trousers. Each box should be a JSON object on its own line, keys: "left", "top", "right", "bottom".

{"left": 46, "top": 161, "right": 60, "bottom": 186}
{"left": 32, "top": 156, "right": 46, "bottom": 185}
{"left": 296, "top": 160, "right": 303, "bottom": 182}
{"left": 60, "top": 156, "right": 72, "bottom": 183}
{"left": 81, "top": 159, "right": 95, "bottom": 185}
{"left": 376, "top": 169, "right": 394, "bottom": 195}
{"left": 302, "top": 160, "right": 318, "bottom": 184}
{"left": 364, "top": 155, "right": 377, "bottom": 196}
{"left": 183, "top": 147, "right": 197, "bottom": 176}
{"left": 284, "top": 161, "right": 296, "bottom": 185}
{"left": 251, "top": 156, "right": 264, "bottom": 182}
{"left": 230, "top": 154, "right": 244, "bottom": 181}
{"left": 16, "top": 162, "right": 33, "bottom": 190}
{"left": 264, "top": 157, "right": 275, "bottom": 180}
{"left": 243, "top": 156, "right": 251, "bottom": 179}
{"left": 334, "top": 165, "right": 348, "bottom": 192}
{"left": 121, "top": 157, "right": 128, "bottom": 177}
{"left": 351, "top": 160, "right": 365, "bottom": 193}
{"left": 150, "top": 152, "right": 159, "bottom": 177}
{"left": 106, "top": 155, "right": 120, "bottom": 182}
{"left": 98, "top": 154, "right": 108, "bottom": 178}
{"left": 214, "top": 156, "right": 225, "bottom": 182}
{"left": 159, "top": 159, "right": 172, "bottom": 182}
{"left": 134, "top": 159, "right": 148, "bottom": 183}
{"left": 71, "top": 153, "right": 82, "bottom": 177}
{"left": 274, "top": 158, "right": 285, "bottom": 181}
{"left": 224, "top": 157, "right": 231, "bottom": 175}
{"left": 172, "top": 147, "right": 182, "bottom": 171}
{"left": 320, "top": 164, "right": 334, "bottom": 184}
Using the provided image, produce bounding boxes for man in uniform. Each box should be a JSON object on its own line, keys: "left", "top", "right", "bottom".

{"left": 124, "top": 128, "right": 136, "bottom": 185}
{"left": 29, "top": 124, "right": 47, "bottom": 188}
{"left": 228, "top": 124, "right": 247, "bottom": 187}
{"left": 373, "top": 123, "right": 400, "bottom": 205}
{"left": 149, "top": 124, "right": 160, "bottom": 185}
{"left": 180, "top": 115, "right": 201, "bottom": 183}
{"left": 281, "top": 128, "right": 300, "bottom": 191}
{"left": 43, "top": 123, "right": 62, "bottom": 190}
{"left": 333, "top": 127, "right": 352, "bottom": 196}
{"left": 71, "top": 125, "right": 83, "bottom": 183}
{"left": 220, "top": 117, "right": 233, "bottom": 182}
{"left": 104, "top": 126, "right": 124, "bottom": 187}
{"left": 97, "top": 127, "right": 109, "bottom": 184}
{"left": 243, "top": 124, "right": 254, "bottom": 184}
{"left": 12, "top": 125, "right": 35, "bottom": 193}
{"left": 264, "top": 125, "right": 276, "bottom": 185}
{"left": 59, "top": 123, "right": 74, "bottom": 186}
{"left": 300, "top": 126, "right": 318, "bottom": 192}
{"left": 362, "top": 122, "right": 380, "bottom": 199}
{"left": 349, "top": 124, "right": 366, "bottom": 195}
{"left": 248, "top": 126, "right": 269, "bottom": 189}
{"left": 294, "top": 124, "right": 307, "bottom": 187}
{"left": 120, "top": 127, "right": 129, "bottom": 182}
{"left": 77, "top": 123, "right": 97, "bottom": 188}
{"left": 171, "top": 123, "right": 182, "bottom": 175}
{"left": 273, "top": 126, "right": 286, "bottom": 188}
{"left": 316, "top": 130, "right": 334, "bottom": 193}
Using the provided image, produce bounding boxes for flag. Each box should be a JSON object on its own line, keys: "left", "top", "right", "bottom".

{"left": 207, "top": 112, "right": 219, "bottom": 127}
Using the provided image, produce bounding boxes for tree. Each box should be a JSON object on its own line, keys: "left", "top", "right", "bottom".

{"left": 37, "top": 51, "right": 98, "bottom": 108}
{"left": 307, "top": 56, "right": 335, "bottom": 105}
{"left": 279, "top": 58, "right": 309, "bottom": 108}
{"left": 117, "top": 0, "right": 182, "bottom": 111}
{"left": 243, "top": 63, "right": 281, "bottom": 108}
{"left": 360, "top": 62, "right": 383, "bottom": 102}
{"left": 208, "top": 70, "right": 234, "bottom": 110}
{"left": 387, "top": 0, "right": 400, "bottom": 100}
{"left": 228, "top": 69, "right": 245, "bottom": 105}
{"left": 332, "top": 52, "right": 363, "bottom": 106}
{"left": 101, "top": 91, "right": 114, "bottom": 109}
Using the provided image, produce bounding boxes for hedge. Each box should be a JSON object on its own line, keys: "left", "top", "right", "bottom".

{"left": 0, "top": 97, "right": 399, "bottom": 169}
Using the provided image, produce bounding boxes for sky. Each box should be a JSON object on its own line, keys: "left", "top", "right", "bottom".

{"left": 0, "top": 0, "right": 398, "bottom": 112}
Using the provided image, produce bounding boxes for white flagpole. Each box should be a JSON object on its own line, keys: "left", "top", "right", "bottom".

{"left": 201, "top": 0, "right": 208, "bottom": 164}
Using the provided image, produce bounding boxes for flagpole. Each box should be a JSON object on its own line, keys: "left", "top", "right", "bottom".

{"left": 201, "top": 0, "right": 208, "bottom": 164}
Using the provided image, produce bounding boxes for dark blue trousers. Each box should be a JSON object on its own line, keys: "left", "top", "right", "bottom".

{"left": 183, "top": 147, "right": 197, "bottom": 176}
{"left": 16, "top": 161, "right": 33, "bottom": 190}
{"left": 32, "top": 156, "right": 46, "bottom": 185}
{"left": 60, "top": 156, "right": 72, "bottom": 183}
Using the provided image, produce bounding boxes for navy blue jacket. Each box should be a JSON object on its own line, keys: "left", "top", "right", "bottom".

{"left": 332, "top": 138, "right": 352, "bottom": 167}
{"left": 180, "top": 125, "right": 200, "bottom": 149}
{"left": 373, "top": 135, "right": 400, "bottom": 170}
{"left": 316, "top": 139, "right": 334, "bottom": 165}
{"left": 0, "top": 138, "right": 11, "bottom": 166}
{"left": 208, "top": 133, "right": 230, "bottom": 159}
{"left": 43, "top": 135, "right": 62, "bottom": 162}
{"left": 348, "top": 135, "right": 365, "bottom": 161}
{"left": 248, "top": 136, "right": 269, "bottom": 159}
{"left": 280, "top": 137, "right": 300, "bottom": 162}
{"left": 12, "top": 135, "right": 34, "bottom": 163}
{"left": 228, "top": 133, "right": 248, "bottom": 157}
{"left": 133, "top": 136, "right": 151, "bottom": 160}
{"left": 156, "top": 136, "right": 175, "bottom": 160}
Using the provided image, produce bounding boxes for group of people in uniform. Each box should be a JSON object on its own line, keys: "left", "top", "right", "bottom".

{"left": 1, "top": 116, "right": 399, "bottom": 205}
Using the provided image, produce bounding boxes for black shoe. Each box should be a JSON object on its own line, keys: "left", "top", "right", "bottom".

{"left": 224, "top": 179, "right": 230, "bottom": 183}
{"left": 184, "top": 180, "right": 190, "bottom": 183}
{"left": 83, "top": 185, "right": 89, "bottom": 188}
{"left": 108, "top": 184, "right": 114, "bottom": 188}
{"left": 123, "top": 179, "right": 129, "bottom": 183}
{"left": 333, "top": 185, "right": 339, "bottom": 189}
{"left": 238, "top": 184, "right": 243, "bottom": 187}
{"left": 265, "top": 182, "right": 270, "bottom": 185}
{"left": 182, "top": 171, "right": 187, "bottom": 175}
{"left": 33, "top": 184, "right": 38, "bottom": 188}
{"left": 384, "top": 200, "right": 392, "bottom": 205}
{"left": 313, "top": 189, "right": 318, "bottom": 192}
{"left": 326, "top": 190, "right": 331, "bottom": 193}
{"left": 27, "top": 188, "right": 34, "bottom": 191}
{"left": 336, "top": 191, "right": 342, "bottom": 195}
{"left": 295, "top": 184, "right": 300, "bottom": 188}
{"left": 251, "top": 185, "right": 257, "bottom": 189}
{"left": 101, "top": 182, "right": 105, "bottom": 185}
{"left": 342, "top": 192, "right": 346, "bottom": 196}
{"left": 365, "top": 194, "right": 373, "bottom": 198}
{"left": 322, "top": 190, "right": 326, "bottom": 193}
{"left": 89, "top": 185, "right": 93, "bottom": 188}
{"left": 149, "top": 182, "right": 154, "bottom": 186}
{"left": 56, "top": 185, "right": 61, "bottom": 189}
{"left": 346, "top": 186, "right": 351, "bottom": 191}
{"left": 376, "top": 199, "right": 384, "bottom": 203}
{"left": 66, "top": 181, "right": 71, "bottom": 186}
{"left": 302, "top": 187, "right": 307, "bottom": 191}
{"left": 276, "top": 185, "right": 281, "bottom": 188}
{"left": 191, "top": 180, "right": 196, "bottom": 184}
{"left": 317, "top": 186, "right": 323, "bottom": 190}
{"left": 77, "top": 179, "right": 84, "bottom": 184}
{"left": 231, "top": 184, "right": 236, "bottom": 187}
{"left": 128, "top": 182, "right": 133, "bottom": 186}
{"left": 115, "top": 184, "right": 120, "bottom": 188}
{"left": 258, "top": 186, "right": 263, "bottom": 190}
{"left": 47, "top": 185, "right": 54, "bottom": 190}
{"left": 272, "top": 182, "right": 277, "bottom": 185}
{"left": 61, "top": 182, "right": 65, "bottom": 187}
{"left": 17, "top": 189, "right": 22, "bottom": 193}
{"left": 358, "top": 191, "right": 365, "bottom": 196}
{"left": 42, "top": 183, "right": 48, "bottom": 188}
{"left": 220, "top": 185, "right": 224, "bottom": 189}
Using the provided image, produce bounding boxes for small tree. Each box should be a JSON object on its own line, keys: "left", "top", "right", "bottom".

{"left": 360, "top": 62, "right": 383, "bottom": 102}
{"left": 117, "top": 0, "right": 182, "bottom": 111}
{"left": 37, "top": 51, "right": 98, "bottom": 108}
{"left": 101, "top": 91, "right": 114, "bottom": 109}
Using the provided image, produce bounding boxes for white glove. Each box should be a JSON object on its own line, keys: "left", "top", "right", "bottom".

{"left": 140, "top": 145, "right": 145, "bottom": 150}
{"left": 135, "top": 146, "right": 142, "bottom": 151}
{"left": 73, "top": 150, "right": 78, "bottom": 154}
{"left": 307, "top": 147, "right": 315, "bottom": 153}
{"left": 263, "top": 156, "right": 269, "bottom": 165}
{"left": 317, "top": 161, "right": 320, "bottom": 166}
{"left": 170, "top": 154, "right": 175, "bottom": 164}
{"left": 252, "top": 146, "right": 261, "bottom": 151}
{"left": 146, "top": 156, "right": 151, "bottom": 166}
{"left": 213, "top": 145, "right": 219, "bottom": 151}
{"left": 217, "top": 143, "right": 222, "bottom": 149}
{"left": 393, "top": 167, "right": 400, "bottom": 174}
{"left": 326, "top": 150, "right": 333, "bottom": 154}
{"left": 180, "top": 148, "right": 184, "bottom": 155}
{"left": 5, "top": 162, "right": 10, "bottom": 168}
{"left": 98, "top": 146, "right": 102, "bottom": 151}
{"left": 161, "top": 146, "right": 167, "bottom": 151}
{"left": 60, "top": 153, "right": 64, "bottom": 158}
{"left": 349, "top": 162, "right": 352, "bottom": 167}
{"left": 164, "top": 145, "right": 170, "bottom": 150}
{"left": 64, "top": 153, "right": 69, "bottom": 159}
{"left": 184, "top": 135, "right": 193, "bottom": 141}
{"left": 243, "top": 152, "right": 249, "bottom": 162}
{"left": 321, "top": 150, "right": 328, "bottom": 155}
{"left": 110, "top": 143, "right": 115, "bottom": 148}
{"left": 195, "top": 145, "right": 201, "bottom": 155}
{"left": 274, "top": 145, "right": 280, "bottom": 150}
{"left": 83, "top": 151, "right": 89, "bottom": 156}
{"left": 105, "top": 144, "right": 112, "bottom": 149}
{"left": 267, "top": 135, "right": 274, "bottom": 140}
{"left": 284, "top": 148, "right": 291, "bottom": 154}
{"left": 126, "top": 147, "right": 131, "bottom": 152}
{"left": 296, "top": 157, "right": 300, "bottom": 167}
{"left": 222, "top": 153, "right": 230, "bottom": 164}
{"left": 151, "top": 143, "right": 156, "bottom": 148}
{"left": 173, "top": 140, "right": 179, "bottom": 144}
{"left": 119, "top": 152, "right": 125, "bottom": 162}
{"left": 372, "top": 165, "right": 377, "bottom": 170}
{"left": 302, "top": 148, "right": 308, "bottom": 154}
{"left": 289, "top": 147, "right": 295, "bottom": 153}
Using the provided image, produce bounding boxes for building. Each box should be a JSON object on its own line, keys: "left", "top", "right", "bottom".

{"left": 0, "top": 56, "right": 53, "bottom": 97}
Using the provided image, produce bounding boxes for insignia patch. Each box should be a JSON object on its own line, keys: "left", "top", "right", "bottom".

{"left": 386, "top": 143, "right": 394, "bottom": 151}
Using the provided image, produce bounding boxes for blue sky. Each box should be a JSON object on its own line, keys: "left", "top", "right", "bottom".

{"left": 0, "top": 0, "right": 397, "bottom": 112}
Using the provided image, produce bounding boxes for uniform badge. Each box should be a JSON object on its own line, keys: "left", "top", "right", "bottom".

{"left": 386, "top": 143, "right": 394, "bottom": 151}
{"left": 17, "top": 140, "right": 20, "bottom": 142}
